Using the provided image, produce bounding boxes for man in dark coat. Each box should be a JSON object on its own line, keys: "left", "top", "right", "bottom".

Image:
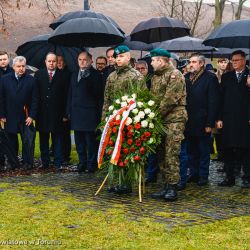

{"left": 218, "top": 50, "right": 250, "bottom": 188}
{"left": 0, "top": 51, "right": 13, "bottom": 168}
{"left": 35, "top": 52, "right": 69, "bottom": 169}
{"left": 67, "top": 51, "right": 103, "bottom": 173}
{"left": 0, "top": 56, "right": 38, "bottom": 168}
{"left": 185, "top": 53, "right": 219, "bottom": 186}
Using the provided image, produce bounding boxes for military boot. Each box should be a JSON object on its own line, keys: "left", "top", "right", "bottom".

{"left": 164, "top": 184, "right": 178, "bottom": 201}
{"left": 151, "top": 184, "right": 168, "bottom": 199}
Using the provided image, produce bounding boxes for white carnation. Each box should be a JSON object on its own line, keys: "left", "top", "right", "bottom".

{"left": 134, "top": 116, "right": 141, "bottom": 123}
{"left": 121, "top": 102, "right": 127, "bottom": 107}
{"left": 127, "top": 98, "right": 133, "bottom": 103}
{"left": 113, "top": 110, "right": 118, "bottom": 115}
{"left": 108, "top": 105, "right": 114, "bottom": 111}
{"left": 137, "top": 102, "right": 143, "bottom": 108}
{"left": 132, "top": 108, "right": 139, "bottom": 114}
{"left": 121, "top": 95, "right": 128, "bottom": 101}
{"left": 148, "top": 138, "right": 154, "bottom": 144}
{"left": 132, "top": 93, "right": 137, "bottom": 99}
{"left": 144, "top": 108, "right": 151, "bottom": 114}
{"left": 125, "top": 117, "right": 133, "bottom": 126}
{"left": 148, "top": 100, "right": 155, "bottom": 106}
{"left": 148, "top": 112, "right": 155, "bottom": 119}
{"left": 115, "top": 99, "right": 121, "bottom": 104}
{"left": 141, "top": 120, "right": 148, "bottom": 128}
{"left": 138, "top": 111, "right": 145, "bottom": 119}
{"left": 116, "top": 115, "right": 121, "bottom": 121}
{"left": 149, "top": 122, "right": 154, "bottom": 128}
{"left": 105, "top": 117, "right": 108, "bottom": 122}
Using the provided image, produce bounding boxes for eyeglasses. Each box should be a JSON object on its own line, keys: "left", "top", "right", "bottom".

{"left": 231, "top": 59, "right": 244, "bottom": 62}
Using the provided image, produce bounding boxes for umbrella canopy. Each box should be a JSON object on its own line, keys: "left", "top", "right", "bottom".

{"left": 16, "top": 34, "right": 83, "bottom": 72}
{"left": 121, "top": 36, "right": 153, "bottom": 51}
{"left": 49, "top": 10, "right": 125, "bottom": 34}
{"left": 203, "top": 47, "right": 249, "bottom": 59}
{"left": 130, "top": 17, "right": 190, "bottom": 44}
{"left": 203, "top": 19, "right": 250, "bottom": 48}
{"left": 48, "top": 17, "right": 125, "bottom": 48}
{"left": 154, "top": 36, "right": 215, "bottom": 52}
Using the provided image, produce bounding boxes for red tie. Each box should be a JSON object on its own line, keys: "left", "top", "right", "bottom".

{"left": 49, "top": 71, "right": 53, "bottom": 81}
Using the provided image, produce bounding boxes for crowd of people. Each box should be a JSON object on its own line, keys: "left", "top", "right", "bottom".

{"left": 0, "top": 45, "right": 249, "bottom": 202}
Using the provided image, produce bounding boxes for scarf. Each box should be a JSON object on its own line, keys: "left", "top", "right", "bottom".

{"left": 190, "top": 67, "right": 205, "bottom": 84}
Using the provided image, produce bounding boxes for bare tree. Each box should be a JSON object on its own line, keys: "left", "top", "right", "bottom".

{"left": 234, "top": 0, "right": 247, "bottom": 19}
{"left": 157, "top": 0, "right": 212, "bottom": 37}
{"left": 208, "top": 0, "right": 227, "bottom": 28}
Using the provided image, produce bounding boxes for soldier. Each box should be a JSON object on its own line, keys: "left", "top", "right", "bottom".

{"left": 149, "top": 48, "right": 187, "bottom": 202}
{"left": 102, "top": 45, "right": 143, "bottom": 194}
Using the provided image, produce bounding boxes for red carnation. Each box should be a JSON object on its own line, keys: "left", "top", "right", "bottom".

{"left": 124, "top": 159, "right": 129, "bottom": 165}
{"left": 144, "top": 131, "right": 151, "bottom": 138}
{"left": 127, "top": 139, "right": 133, "bottom": 145}
{"left": 136, "top": 139, "right": 141, "bottom": 147}
{"left": 108, "top": 140, "right": 114, "bottom": 146}
{"left": 112, "top": 127, "right": 117, "bottom": 133}
{"left": 140, "top": 135, "right": 147, "bottom": 141}
{"left": 119, "top": 161, "right": 124, "bottom": 167}
{"left": 130, "top": 147, "right": 136, "bottom": 153}
{"left": 140, "top": 147, "right": 146, "bottom": 154}
{"left": 134, "top": 123, "right": 141, "bottom": 130}
{"left": 107, "top": 149, "right": 112, "bottom": 155}
{"left": 134, "top": 155, "right": 141, "bottom": 161}
{"left": 123, "top": 148, "right": 129, "bottom": 154}
{"left": 127, "top": 125, "right": 133, "bottom": 131}
{"left": 109, "top": 122, "right": 115, "bottom": 127}
{"left": 115, "top": 120, "right": 121, "bottom": 125}
{"left": 127, "top": 131, "right": 133, "bottom": 138}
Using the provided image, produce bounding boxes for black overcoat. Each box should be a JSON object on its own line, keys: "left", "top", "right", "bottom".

{"left": 185, "top": 70, "right": 220, "bottom": 136}
{"left": 67, "top": 66, "right": 103, "bottom": 131}
{"left": 0, "top": 72, "right": 38, "bottom": 133}
{"left": 219, "top": 68, "right": 250, "bottom": 149}
{"left": 34, "top": 68, "right": 69, "bottom": 133}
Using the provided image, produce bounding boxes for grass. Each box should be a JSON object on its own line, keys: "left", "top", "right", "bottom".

{"left": 0, "top": 182, "right": 249, "bottom": 249}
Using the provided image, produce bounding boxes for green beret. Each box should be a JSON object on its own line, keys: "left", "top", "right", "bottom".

{"left": 114, "top": 45, "right": 130, "bottom": 58}
{"left": 150, "top": 48, "right": 171, "bottom": 58}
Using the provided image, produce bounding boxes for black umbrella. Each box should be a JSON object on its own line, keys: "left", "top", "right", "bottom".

{"left": 49, "top": 10, "right": 125, "bottom": 34}
{"left": 153, "top": 36, "right": 215, "bottom": 52}
{"left": 0, "top": 123, "right": 19, "bottom": 169}
{"left": 130, "top": 17, "right": 190, "bottom": 44}
{"left": 203, "top": 47, "right": 249, "bottom": 59}
{"left": 121, "top": 36, "right": 153, "bottom": 51}
{"left": 16, "top": 34, "right": 83, "bottom": 72}
{"left": 48, "top": 17, "right": 125, "bottom": 48}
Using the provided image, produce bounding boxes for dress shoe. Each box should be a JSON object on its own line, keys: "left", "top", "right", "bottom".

{"left": 164, "top": 184, "right": 177, "bottom": 202}
{"left": 107, "top": 186, "right": 116, "bottom": 193}
{"left": 177, "top": 182, "right": 186, "bottom": 191}
{"left": 197, "top": 177, "right": 208, "bottom": 186}
{"left": 22, "top": 163, "right": 33, "bottom": 170}
{"left": 113, "top": 185, "right": 132, "bottom": 194}
{"left": 218, "top": 178, "right": 235, "bottom": 187}
{"left": 85, "top": 168, "right": 96, "bottom": 173}
{"left": 75, "top": 164, "right": 86, "bottom": 173}
{"left": 151, "top": 185, "right": 167, "bottom": 199}
{"left": 241, "top": 180, "right": 250, "bottom": 188}
{"left": 145, "top": 177, "right": 157, "bottom": 185}
{"left": 187, "top": 175, "right": 199, "bottom": 183}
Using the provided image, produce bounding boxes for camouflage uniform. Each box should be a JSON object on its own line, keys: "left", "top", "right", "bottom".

{"left": 102, "top": 65, "right": 144, "bottom": 116}
{"left": 151, "top": 64, "right": 187, "bottom": 185}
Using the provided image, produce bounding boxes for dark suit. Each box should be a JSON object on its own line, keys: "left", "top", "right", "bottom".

{"left": 35, "top": 68, "right": 69, "bottom": 167}
{"left": 0, "top": 72, "right": 38, "bottom": 165}
{"left": 0, "top": 65, "right": 14, "bottom": 166}
{"left": 185, "top": 70, "right": 219, "bottom": 180}
{"left": 219, "top": 68, "right": 250, "bottom": 181}
{"left": 67, "top": 66, "right": 103, "bottom": 170}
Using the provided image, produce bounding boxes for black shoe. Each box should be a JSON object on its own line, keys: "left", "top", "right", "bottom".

{"left": 75, "top": 164, "right": 86, "bottom": 173}
{"left": 151, "top": 185, "right": 167, "bottom": 199}
{"left": 145, "top": 177, "right": 157, "bottom": 185}
{"left": 197, "top": 177, "right": 208, "bottom": 186}
{"left": 85, "top": 168, "right": 96, "bottom": 173}
{"left": 107, "top": 186, "right": 116, "bottom": 193}
{"left": 241, "top": 180, "right": 250, "bottom": 188}
{"left": 164, "top": 184, "right": 177, "bottom": 202}
{"left": 113, "top": 185, "right": 132, "bottom": 194}
{"left": 187, "top": 175, "right": 199, "bottom": 183}
{"left": 22, "top": 163, "right": 33, "bottom": 170}
{"left": 218, "top": 178, "right": 235, "bottom": 187}
{"left": 177, "top": 182, "right": 186, "bottom": 191}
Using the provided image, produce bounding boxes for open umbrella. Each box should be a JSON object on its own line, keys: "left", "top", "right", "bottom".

{"left": 16, "top": 34, "right": 83, "bottom": 72}
{"left": 203, "top": 47, "right": 249, "bottom": 59}
{"left": 121, "top": 36, "right": 153, "bottom": 51}
{"left": 130, "top": 17, "right": 190, "bottom": 44}
{"left": 49, "top": 10, "right": 125, "bottom": 34}
{"left": 48, "top": 17, "right": 125, "bottom": 48}
{"left": 154, "top": 36, "right": 215, "bottom": 52}
{"left": 203, "top": 19, "right": 250, "bottom": 65}
{"left": 0, "top": 123, "right": 19, "bottom": 169}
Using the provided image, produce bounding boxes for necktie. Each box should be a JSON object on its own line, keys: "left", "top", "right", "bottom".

{"left": 236, "top": 72, "right": 242, "bottom": 82}
{"left": 49, "top": 71, "right": 53, "bottom": 81}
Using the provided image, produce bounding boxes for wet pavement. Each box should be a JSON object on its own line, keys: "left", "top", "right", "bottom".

{"left": 0, "top": 161, "right": 249, "bottom": 227}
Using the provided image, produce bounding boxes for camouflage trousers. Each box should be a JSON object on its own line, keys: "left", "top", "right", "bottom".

{"left": 157, "top": 122, "right": 185, "bottom": 184}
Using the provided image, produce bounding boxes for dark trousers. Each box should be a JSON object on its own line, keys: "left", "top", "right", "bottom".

{"left": 223, "top": 148, "right": 250, "bottom": 181}
{"left": 39, "top": 131, "right": 62, "bottom": 167}
{"left": 179, "top": 139, "right": 188, "bottom": 184}
{"left": 74, "top": 131, "right": 97, "bottom": 170}
{"left": 146, "top": 154, "right": 159, "bottom": 180}
{"left": 0, "top": 152, "right": 5, "bottom": 166}
{"left": 187, "top": 135, "right": 211, "bottom": 179}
